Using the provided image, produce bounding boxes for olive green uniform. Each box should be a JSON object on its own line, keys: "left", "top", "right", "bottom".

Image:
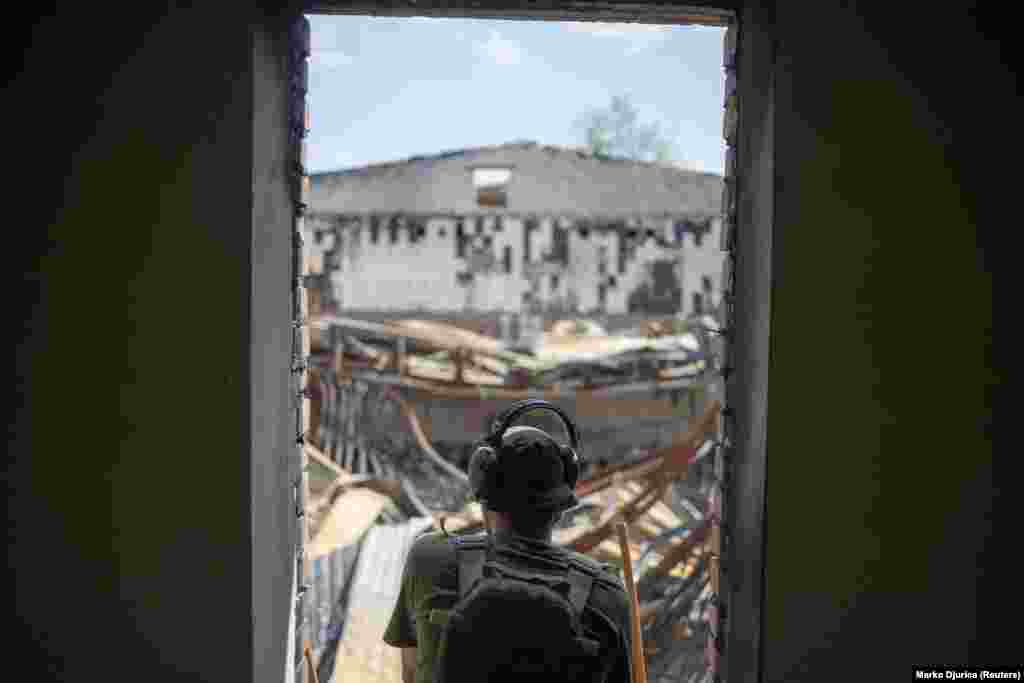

{"left": 383, "top": 528, "right": 634, "bottom": 683}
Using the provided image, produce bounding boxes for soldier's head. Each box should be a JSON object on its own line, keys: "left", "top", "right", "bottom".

{"left": 484, "top": 426, "right": 571, "bottom": 538}
{"left": 470, "top": 400, "right": 582, "bottom": 540}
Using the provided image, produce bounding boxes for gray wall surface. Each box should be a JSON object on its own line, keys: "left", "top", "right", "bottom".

{"left": 722, "top": 1, "right": 773, "bottom": 679}
{"left": 252, "top": 12, "right": 303, "bottom": 683}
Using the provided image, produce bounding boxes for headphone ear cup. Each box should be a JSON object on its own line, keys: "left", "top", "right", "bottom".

{"left": 469, "top": 445, "right": 499, "bottom": 502}
{"left": 561, "top": 445, "right": 580, "bottom": 489}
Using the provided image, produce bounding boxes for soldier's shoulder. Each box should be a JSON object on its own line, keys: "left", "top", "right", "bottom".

{"left": 563, "top": 549, "right": 624, "bottom": 587}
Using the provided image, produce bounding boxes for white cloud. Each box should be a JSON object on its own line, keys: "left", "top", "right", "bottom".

{"left": 473, "top": 30, "right": 524, "bottom": 66}
{"left": 312, "top": 50, "right": 354, "bottom": 70}
{"left": 562, "top": 21, "right": 673, "bottom": 55}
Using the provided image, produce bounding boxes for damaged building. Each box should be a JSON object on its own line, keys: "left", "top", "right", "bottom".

{"left": 304, "top": 141, "right": 725, "bottom": 320}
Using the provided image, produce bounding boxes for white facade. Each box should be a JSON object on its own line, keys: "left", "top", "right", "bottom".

{"left": 305, "top": 212, "right": 723, "bottom": 318}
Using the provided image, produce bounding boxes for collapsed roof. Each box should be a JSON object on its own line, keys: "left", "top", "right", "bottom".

{"left": 309, "top": 141, "right": 723, "bottom": 218}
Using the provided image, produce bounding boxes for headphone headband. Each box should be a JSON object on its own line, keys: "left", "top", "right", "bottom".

{"left": 488, "top": 399, "right": 580, "bottom": 451}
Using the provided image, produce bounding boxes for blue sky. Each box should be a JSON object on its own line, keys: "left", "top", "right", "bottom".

{"left": 306, "top": 16, "right": 726, "bottom": 175}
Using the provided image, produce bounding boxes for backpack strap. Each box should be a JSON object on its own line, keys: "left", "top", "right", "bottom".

{"left": 566, "top": 567, "right": 594, "bottom": 619}
{"left": 458, "top": 547, "right": 487, "bottom": 599}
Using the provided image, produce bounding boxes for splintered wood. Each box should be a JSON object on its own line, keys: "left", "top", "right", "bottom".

{"left": 302, "top": 314, "right": 725, "bottom": 682}
{"left": 306, "top": 488, "right": 392, "bottom": 560}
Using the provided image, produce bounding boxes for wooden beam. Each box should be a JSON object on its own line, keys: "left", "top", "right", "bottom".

{"left": 307, "top": 487, "right": 392, "bottom": 560}
{"left": 567, "top": 479, "right": 666, "bottom": 554}
{"left": 616, "top": 522, "right": 648, "bottom": 683}
{"left": 386, "top": 389, "right": 470, "bottom": 484}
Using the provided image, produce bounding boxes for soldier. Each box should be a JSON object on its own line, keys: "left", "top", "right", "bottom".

{"left": 383, "top": 400, "right": 634, "bottom": 683}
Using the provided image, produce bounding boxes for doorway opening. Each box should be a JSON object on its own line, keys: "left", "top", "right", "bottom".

{"left": 292, "top": 7, "right": 742, "bottom": 683}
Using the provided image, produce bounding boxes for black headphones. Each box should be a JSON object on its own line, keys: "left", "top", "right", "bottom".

{"left": 468, "top": 399, "right": 582, "bottom": 511}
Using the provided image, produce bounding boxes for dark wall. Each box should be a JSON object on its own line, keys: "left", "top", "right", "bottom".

{"left": 12, "top": 4, "right": 296, "bottom": 681}
{"left": 760, "top": 1, "right": 1001, "bottom": 680}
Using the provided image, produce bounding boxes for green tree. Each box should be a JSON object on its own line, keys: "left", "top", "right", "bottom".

{"left": 574, "top": 94, "right": 676, "bottom": 163}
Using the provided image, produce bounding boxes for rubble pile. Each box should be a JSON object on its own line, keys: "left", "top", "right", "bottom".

{"left": 304, "top": 314, "right": 724, "bottom": 683}
{"left": 311, "top": 314, "right": 711, "bottom": 395}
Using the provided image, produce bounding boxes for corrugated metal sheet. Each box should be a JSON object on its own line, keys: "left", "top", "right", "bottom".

{"left": 309, "top": 540, "right": 361, "bottom": 665}
{"left": 327, "top": 518, "right": 434, "bottom": 683}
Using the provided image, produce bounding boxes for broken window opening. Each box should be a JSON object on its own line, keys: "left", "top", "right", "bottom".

{"left": 552, "top": 224, "right": 569, "bottom": 265}
{"left": 472, "top": 167, "right": 511, "bottom": 208}
{"left": 370, "top": 216, "right": 380, "bottom": 244}
{"left": 523, "top": 217, "right": 538, "bottom": 265}
{"left": 456, "top": 220, "right": 466, "bottom": 258}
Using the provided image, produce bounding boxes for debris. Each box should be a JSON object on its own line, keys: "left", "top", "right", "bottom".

{"left": 305, "top": 643, "right": 321, "bottom": 683}
{"left": 311, "top": 314, "right": 707, "bottom": 396}
{"left": 307, "top": 488, "right": 393, "bottom": 560}
{"left": 384, "top": 389, "right": 471, "bottom": 485}
{"left": 305, "top": 314, "right": 724, "bottom": 683}
{"left": 616, "top": 521, "right": 649, "bottom": 683}
{"left": 329, "top": 519, "right": 434, "bottom": 683}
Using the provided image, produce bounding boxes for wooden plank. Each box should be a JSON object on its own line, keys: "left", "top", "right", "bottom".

{"left": 401, "top": 355, "right": 504, "bottom": 386}
{"left": 575, "top": 400, "right": 720, "bottom": 499}
{"left": 394, "top": 318, "right": 507, "bottom": 357}
{"left": 305, "top": 444, "right": 353, "bottom": 481}
{"left": 615, "top": 522, "right": 648, "bottom": 683}
{"left": 305, "top": 642, "right": 321, "bottom": 683}
{"left": 469, "top": 353, "right": 510, "bottom": 377}
{"left": 341, "top": 369, "right": 700, "bottom": 399}
{"left": 649, "top": 519, "right": 711, "bottom": 579}
{"left": 306, "top": 488, "right": 391, "bottom": 560}
{"left": 387, "top": 390, "right": 470, "bottom": 484}
{"left": 313, "top": 314, "right": 543, "bottom": 370}
{"left": 567, "top": 480, "right": 665, "bottom": 554}
{"left": 623, "top": 481, "right": 683, "bottom": 530}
